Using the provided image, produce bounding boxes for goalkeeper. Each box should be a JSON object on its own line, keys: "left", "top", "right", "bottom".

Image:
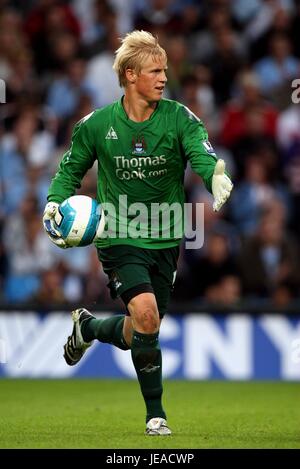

{"left": 43, "top": 30, "right": 233, "bottom": 436}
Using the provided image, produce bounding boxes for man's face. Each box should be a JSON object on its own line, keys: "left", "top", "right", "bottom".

{"left": 132, "top": 54, "right": 167, "bottom": 102}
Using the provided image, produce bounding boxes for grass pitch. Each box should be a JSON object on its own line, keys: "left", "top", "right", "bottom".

{"left": 0, "top": 379, "right": 299, "bottom": 448}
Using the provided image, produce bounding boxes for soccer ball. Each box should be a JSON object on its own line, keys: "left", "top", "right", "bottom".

{"left": 54, "top": 195, "right": 105, "bottom": 247}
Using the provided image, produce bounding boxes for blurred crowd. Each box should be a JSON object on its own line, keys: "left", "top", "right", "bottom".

{"left": 1, "top": 0, "right": 300, "bottom": 309}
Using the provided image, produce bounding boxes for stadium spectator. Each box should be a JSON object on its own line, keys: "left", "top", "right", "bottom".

{"left": 85, "top": 30, "right": 123, "bottom": 107}
{"left": 270, "top": 281, "right": 298, "bottom": 308}
{"left": 278, "top": 141, "right": 300, "bottom": 237}
{"left": 220, "top": 70, "right": 278, "bottom": 149}
{"left": 0, "top": 108, "right": 54, "bottom": 215}
{"left": 276, "top": 103, "right": 300, "bottom": 151}
{"left": 3, "top": 198, "right": 56, "bottom": 302}
{"left": 202, "top": 25, "right": 247, "bottom": 104}
{"left": 134, "top": 0, "right": 183, "bottom": 36}
{"left": 24, "top": 0, "right": 81, "bottom": 73}
{"left": 247, "top": 3, "right": 294, "bottom": 62}
{"left": 238, "top": 208, "right": 300, "bottom": 299}
{"left": 163, "top": 35, "right": 193, "bottom": 99}
{"left": 188, "top": 5, "right": 237, "bottom": 63}
{"left": 47, "top": 56, "right": 97, "bottom": 120}
{"left": 72, "top": 0, "right": 118, "bottom": 49}
{"left": 204, "top": 274, "right": 242, "bottom": 307}
{"left": 254, "top": 33, "right": 300, "bottom": 104}
{"left": 229, "top": 155, "right": 291, "bottom": 236}
{"left": 32, "top": 268, "right": 68, "bottom": 307}
{"left": 188, "top": 231, "right": 238, "bottom": 300}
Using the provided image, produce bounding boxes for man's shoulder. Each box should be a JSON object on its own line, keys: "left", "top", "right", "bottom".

{"left": 160, "top": 99, "right": 203, "bottom": 126}
{"left": 159, "top": 99, "right": 199, "bottom": 120}
{"left": 159, "top": 98, "right": 184, "bottom": 113}
{"left": 89, "top": 101, "right": 119, "bottom": 120}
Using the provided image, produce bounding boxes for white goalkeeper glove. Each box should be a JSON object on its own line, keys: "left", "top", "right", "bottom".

{"left": 42, "top": 202, "right": 68, "bottom": 249}
{"left": 212, "top": 159, "right": 233, "bottom": 212}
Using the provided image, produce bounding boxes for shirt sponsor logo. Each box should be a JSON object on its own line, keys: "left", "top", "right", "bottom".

{"left": 113, "top": 155, "right": 167, "bottom": 180}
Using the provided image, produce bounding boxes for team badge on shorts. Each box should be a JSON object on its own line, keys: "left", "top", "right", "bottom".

{"left": 108, "top": 271, "right": 123, "bottom": 299}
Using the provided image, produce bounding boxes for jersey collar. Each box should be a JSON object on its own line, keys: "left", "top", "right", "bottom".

{"left": 118, "top": 96, "right": 161, "bottom": 126}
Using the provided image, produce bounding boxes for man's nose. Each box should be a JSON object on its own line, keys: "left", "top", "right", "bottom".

{"left": 160, "top": 71, "right": 167, "bottom": 83}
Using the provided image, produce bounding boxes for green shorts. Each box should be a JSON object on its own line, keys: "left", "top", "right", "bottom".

{"left": 97, "top": 245, "right": 180, "bottom": 318}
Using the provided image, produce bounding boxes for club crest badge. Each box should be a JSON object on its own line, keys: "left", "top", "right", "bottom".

{"left": 132, "top": 136, "right": 146, "bottom": 155}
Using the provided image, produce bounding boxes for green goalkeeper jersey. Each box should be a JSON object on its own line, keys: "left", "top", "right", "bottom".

{"left": 48, "top": 97, "right": 218, "bottom": 249}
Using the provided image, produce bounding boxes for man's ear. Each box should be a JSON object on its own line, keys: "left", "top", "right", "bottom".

{"left": 125, "top": 68, "right": 137, "bottom": 84}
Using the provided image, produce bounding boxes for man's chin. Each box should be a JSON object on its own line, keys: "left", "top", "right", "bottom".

{"left": 151, "top": 93, "right": 163, "bottom": 102}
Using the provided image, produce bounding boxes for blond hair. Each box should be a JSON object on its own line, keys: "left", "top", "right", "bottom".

{"left": 113, "top": 30, "right": 167, "bottom": 87}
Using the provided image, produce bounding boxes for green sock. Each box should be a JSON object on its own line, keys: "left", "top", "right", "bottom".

{"left": 81, "top": 315, "right": 129, "bottom": 350}
{"left": 131, "top": 330, "right": 166, "bottom": 423}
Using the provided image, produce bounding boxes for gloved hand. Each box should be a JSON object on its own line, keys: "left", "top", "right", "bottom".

{"left": 212, "top": 159, "right": 233, "bottom": 212}
{"left": 42, "top": 202, "right": 68, "bottom": 248}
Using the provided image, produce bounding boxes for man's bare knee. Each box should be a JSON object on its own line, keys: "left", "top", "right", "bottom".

{"left": 128, "top": 292, "right": 160, "bottom": 334}
{"left": 137, "top": 307, "right": 159, "bottom": 333}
